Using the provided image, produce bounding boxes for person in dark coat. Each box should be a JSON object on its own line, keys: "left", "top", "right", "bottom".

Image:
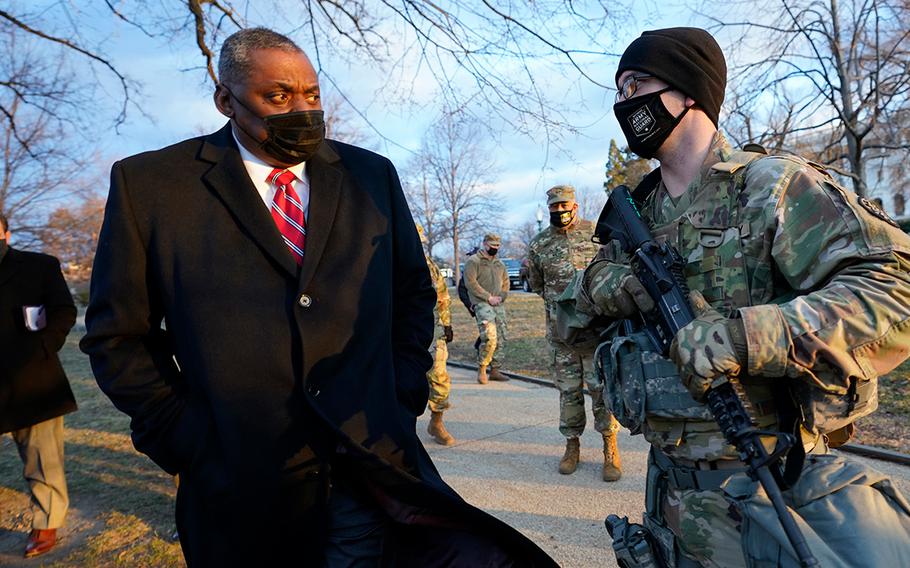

{"left": 80, "top": 28, "right": 556, "bottom": 567}
{"left": 0, "top": 212, "right": 77, "bottom": 557}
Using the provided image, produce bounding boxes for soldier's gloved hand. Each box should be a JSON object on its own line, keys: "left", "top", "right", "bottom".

{"left": 584, "top": 261, "right": 655, "bottom": 318}
{"left": 669, "top": 291, "right": 746, "bottom": 402}
{"left": 443, "top": 325, "right": 454, "bottom": 343}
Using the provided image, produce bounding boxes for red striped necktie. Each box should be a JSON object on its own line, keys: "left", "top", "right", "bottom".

{"left": 268, "top": 168, "right": 307, "bottom": 265}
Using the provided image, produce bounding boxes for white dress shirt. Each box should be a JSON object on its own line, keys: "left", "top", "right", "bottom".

{"left": 232, "top": 128, "right": 310, "bottom": 222}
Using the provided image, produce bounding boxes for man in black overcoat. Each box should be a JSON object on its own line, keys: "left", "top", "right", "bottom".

{"left": 81, "top": 28, "right": 556, "bottom": 567}
{"left": 0, "top": 213, "right": 77, "bottom": 557}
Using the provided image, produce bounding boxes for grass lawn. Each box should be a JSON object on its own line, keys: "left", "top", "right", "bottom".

{"left": 0, "top": 292, "right": 906, "bottom": 564}
{"left": 0, "top": 332, "right": 184, "bottom": 566}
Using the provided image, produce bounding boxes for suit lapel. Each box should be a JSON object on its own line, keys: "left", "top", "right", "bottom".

{"left": 299, "top": 142, "right": 343, "bottom": 291}
{"left": 199, "top": 124, "right": 299, "bottom": 278}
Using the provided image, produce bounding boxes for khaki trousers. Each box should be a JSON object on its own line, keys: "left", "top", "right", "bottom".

{"left": 10, "top": 416, "right": 69, "bottom": 529}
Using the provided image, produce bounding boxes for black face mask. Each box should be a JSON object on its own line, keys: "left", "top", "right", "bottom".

{"left": 225, "top": 87, "right": 325, "bottom": 164}
{"left": 613, "top": 87, "right": 689, "bottom": 159}
{"left": 549, "top": 209, "right": 575, "bottom": 228}
{"left": 486, "top": 247, "right": 499, "bottom": 256}
{"left": 0, "top": 238, "right": 8, "bottom": 263}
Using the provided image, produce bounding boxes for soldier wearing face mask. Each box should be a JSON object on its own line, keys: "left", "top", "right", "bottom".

{"left": 527, "top": 185, "right": 622, "bottom": 481}
{"left": 463, "top": 233, "right": 511, "bottom": 384}
{"left": 559, "top": 26, "right": 910, "bottom": 567}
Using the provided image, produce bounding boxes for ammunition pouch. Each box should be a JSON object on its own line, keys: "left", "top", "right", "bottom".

{"left": 594, "top": 330, "right": 711, "bottom": 435}
{"left": 790, "top": 376, "right": 877, "bottom": 444}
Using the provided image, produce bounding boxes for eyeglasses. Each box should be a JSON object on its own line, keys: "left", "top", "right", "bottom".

{"left": 615, "top": 74, "right": 655, "bottom": 102}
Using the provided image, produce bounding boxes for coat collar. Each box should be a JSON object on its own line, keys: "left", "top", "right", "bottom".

{"left": 198, "top": 123, "right": 344, "bottom": 284}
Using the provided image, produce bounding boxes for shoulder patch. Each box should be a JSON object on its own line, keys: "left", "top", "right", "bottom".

{"left": 858, "top": 196, "right": 900, "bottom": 228}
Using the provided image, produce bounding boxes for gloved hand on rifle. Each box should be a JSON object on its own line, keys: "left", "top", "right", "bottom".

{"left": 583, "top": 260, "right": 655, "bottom": 318}
{"left": 670, "top": 291, "right": 749, "bottom": 401}
{"left": 443, "top": 325, "right": 454, "bottom": 343}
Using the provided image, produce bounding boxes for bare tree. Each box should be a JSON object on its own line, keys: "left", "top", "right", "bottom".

{"left": 2, "top": 2, "right": 632, "bottom": 147}
{"left": 0, "top": 24, "right": 97, "bottom": 247}
{"left": 506, "top": 219, "right": 540, "bottom": 259}
{"left": 415, "top": 109, "right": 501, "bottom": 282}
{"left": 36, "top": 195, "right": 106, "bottom": 283}
{"left": 404, "top": 153, "right": 448, "bottom": 257}
{"left": 323, "top": 92, "right": 372, "bottom": 147}
{"left": 707, "top": 0, "right": 910, "bottom": 196}
{"left": 576, "top": 185, "right": 607, "bottom": 222}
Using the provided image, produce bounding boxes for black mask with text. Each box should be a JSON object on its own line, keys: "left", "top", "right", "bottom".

{"left": 549, "top": 209, "right": 575, "bottom": 228}
{"left": 225, "top": 87, "right": 325, "bottom": 164}
{"left": 613, "top": 87, "right": 689, "bottom": 159}
{"left": 486, "top": 247, "right": 499, "bottom": 256}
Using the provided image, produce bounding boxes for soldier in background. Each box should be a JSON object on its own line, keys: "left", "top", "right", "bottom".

{"left": 528, "top": 186, "right": 622, "bottom": 481}
{"left": 463, "top": 233, "right": 510, "bottom": 384}
{"left": 417, "top": 224, "right": 456, "bottom": 446}
{"left": 564, "top": 27, "right": 910, "bottom": 566}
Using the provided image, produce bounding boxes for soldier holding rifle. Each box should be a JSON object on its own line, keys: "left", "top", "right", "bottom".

{"left": 560, "top": 27, "right": 910, "bottom": 567}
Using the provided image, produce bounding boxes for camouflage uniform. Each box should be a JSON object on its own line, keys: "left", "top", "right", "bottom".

{"left": 425, "top": 256, "right": 452, "bottom": 412}
{"left": 528, "top": 214, "right": 620, "bottom": 439}
{"left": 579, "top": 131, "right": 910, "bottom": 566}
{"left": 464, "top": 244, "right": 509, "bottom": 369}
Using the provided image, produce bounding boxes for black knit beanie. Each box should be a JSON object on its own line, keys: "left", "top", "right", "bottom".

{"left": 615, "top": 27, "right": 726, "bottom": 127}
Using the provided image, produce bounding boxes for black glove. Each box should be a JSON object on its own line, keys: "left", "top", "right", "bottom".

{"left": 443, "top": 325, "right": 454, "bottom": 343}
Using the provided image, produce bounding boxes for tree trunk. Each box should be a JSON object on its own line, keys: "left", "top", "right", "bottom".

{"left": 452, "top": 230, "right": 461, "bottom": 283}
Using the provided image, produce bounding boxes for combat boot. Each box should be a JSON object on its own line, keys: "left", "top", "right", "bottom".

{"left": 488, "top": 367, "right": 509, "bottom": 381}
{"left": 477, "top": 365, "right": 488, "bottom": 384}
{"left": 558, "top": 437, "right": 580, "bottom": 475}
{"left": 602, "top": 432, "right": 622, "bottom": 481}
{"left": 427, "top": 411, "right": 456, "bottom": 446}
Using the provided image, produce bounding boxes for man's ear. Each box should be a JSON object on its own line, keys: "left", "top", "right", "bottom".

{"left": 214, "top": 84, "right": 234, "bottom": 118}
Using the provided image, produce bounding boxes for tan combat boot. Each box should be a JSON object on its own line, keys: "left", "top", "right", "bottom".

{"left": 477, "top": 365, "right": 488, "bottom": 384}
{"left": 488, "top": 367, "right": 509, "bottom": 381}
{"left": 427, "top": 411, "right": 456, "bottom": 446}
{"left": 558, "top": 437, "right": 580, "bottom": 474}
{"left": 602, "top": 432, "right": 622, "bottom": 481}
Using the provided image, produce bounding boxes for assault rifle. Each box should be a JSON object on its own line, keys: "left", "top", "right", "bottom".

{"left": 594, "top": 185, "right": 819, "bottom": 568}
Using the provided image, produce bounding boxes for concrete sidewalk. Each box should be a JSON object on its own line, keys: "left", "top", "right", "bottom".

{"left": 419, "top": 366, "right": 910, "bottom": 568}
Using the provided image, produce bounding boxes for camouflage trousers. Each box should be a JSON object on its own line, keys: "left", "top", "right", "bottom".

{"left": 550, "top": 341, "right": 619, "bottom": 439}
{"left": 427, "top": 338, "right": 451, "bottom": 413}
{"left": 645, "top": 449, "right": 747, "bottom": 567}
{"left": 663, "top": 486, "right": 747, "bottom": 567}
{"left": 474, "top": 303, "right": 507, "bottom": 369}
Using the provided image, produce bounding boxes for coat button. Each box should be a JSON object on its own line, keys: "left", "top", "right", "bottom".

{"left": 298, "top": 293, "right": 312, "bottom": 308}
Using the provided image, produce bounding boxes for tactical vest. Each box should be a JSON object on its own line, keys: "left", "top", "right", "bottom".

{"left": 597, "top": 149, "right": 876, "bottom": 460}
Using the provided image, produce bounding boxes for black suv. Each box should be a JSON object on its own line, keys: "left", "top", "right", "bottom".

{"left": 502, "top": 258, "right": 523, "bottom": 290}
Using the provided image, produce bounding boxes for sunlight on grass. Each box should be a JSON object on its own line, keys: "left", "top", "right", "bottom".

{"left": 48, "top": 511, "right": 182, "bottom": 568}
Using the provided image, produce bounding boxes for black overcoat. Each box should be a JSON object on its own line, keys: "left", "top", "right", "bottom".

{"left": 81, "top": 124, "right": 557, "bottom": 566}
{"left": 0, "top": 248, "right": 77, "bottom": 433}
